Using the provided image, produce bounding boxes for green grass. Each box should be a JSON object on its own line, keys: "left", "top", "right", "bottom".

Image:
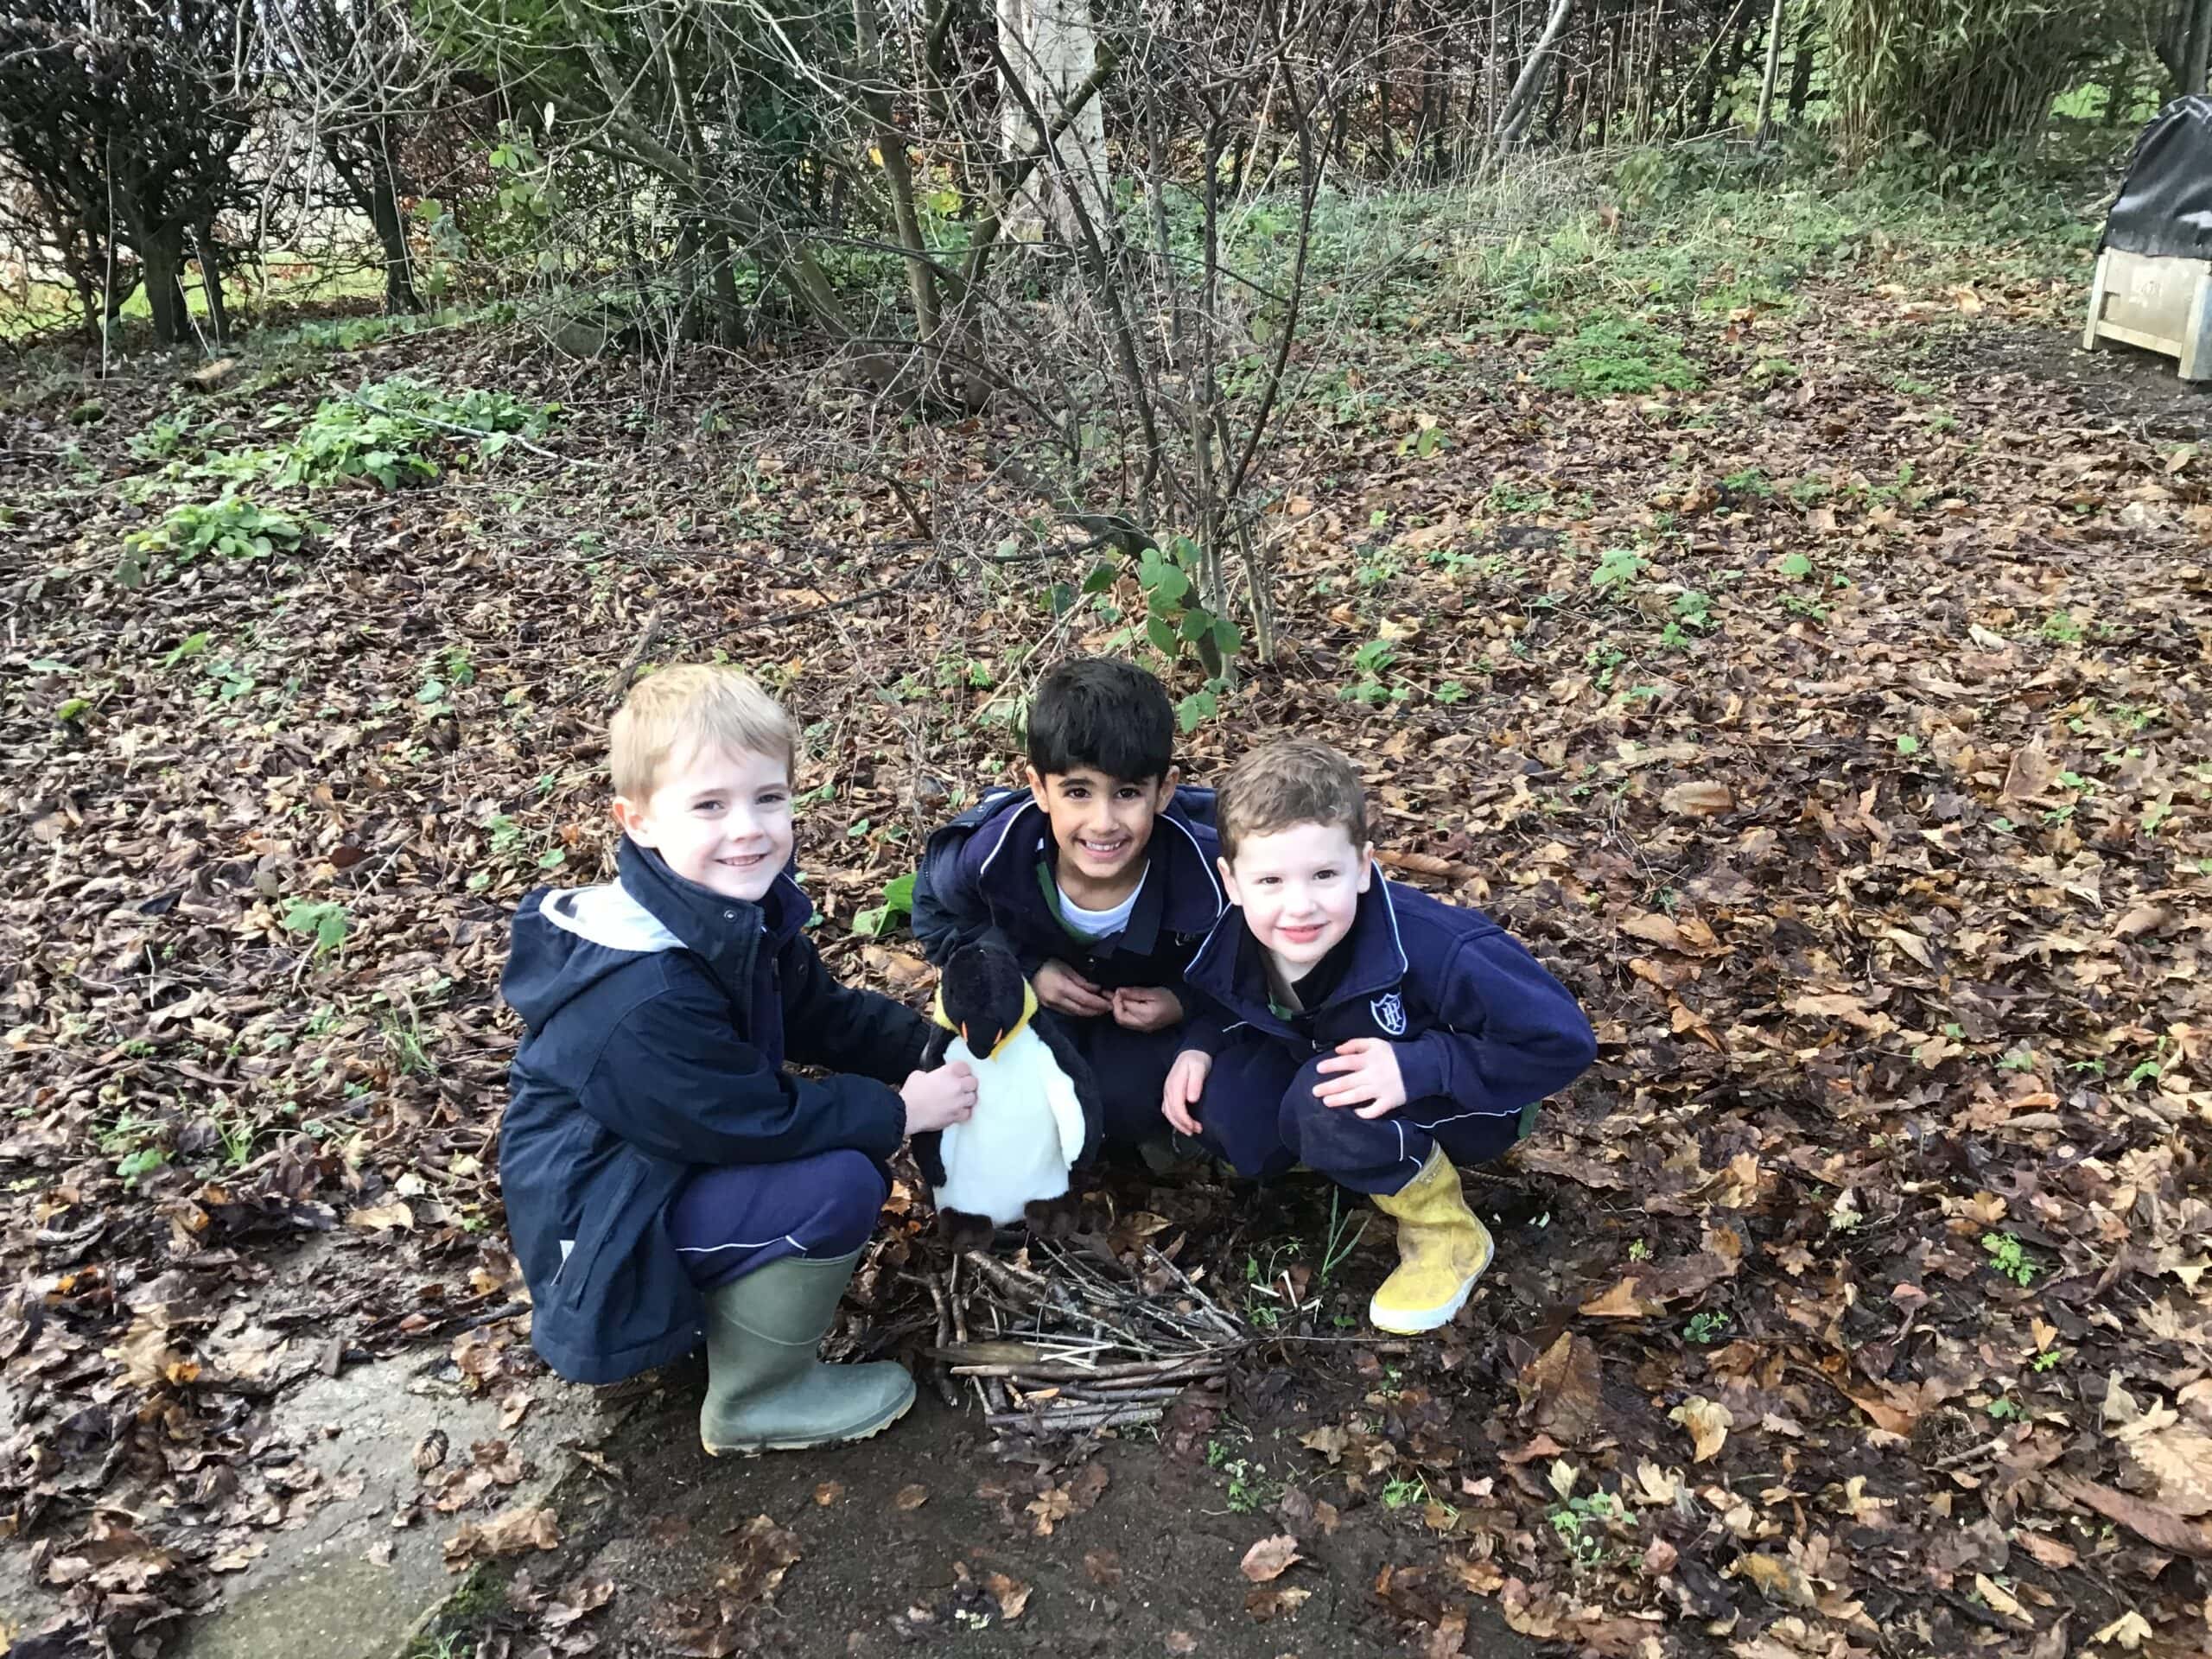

{"left": 0, "top": 255, "right": 392, "bottom": 341}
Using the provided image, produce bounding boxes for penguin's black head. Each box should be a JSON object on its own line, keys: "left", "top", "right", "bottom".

{"left": 939, "top": 944, "right": 1031, "bottom": 1058}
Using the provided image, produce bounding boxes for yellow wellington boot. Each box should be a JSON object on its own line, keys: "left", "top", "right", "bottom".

{"left": 1368, "top": 1146, "right": 1495, "bottom": 1334}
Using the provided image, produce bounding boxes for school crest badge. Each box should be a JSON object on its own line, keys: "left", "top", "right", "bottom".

{"left": 1370, "top": 992, "right": 1408, "bottom": 1036}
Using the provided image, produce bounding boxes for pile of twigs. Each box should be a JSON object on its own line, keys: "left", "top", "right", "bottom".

{"left": 912, "top": 1239, "right": 1245, "bottom": 1447}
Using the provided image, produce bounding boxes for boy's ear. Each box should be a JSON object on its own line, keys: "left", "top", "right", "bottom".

{"left": 1154, "top": 765, "right": 1181, "bottom": 804}
{"left": 1355, "top": 842, "right": 1376, "bottom": 892}
{"left": 1217, "top": 854, "right": 1243, "bottom": 908}
{"left": 1024, "top": 765, "right": 1046, "bottom": 798}
{"left": 610, "top": 796, "right": 656, "bottom": 846}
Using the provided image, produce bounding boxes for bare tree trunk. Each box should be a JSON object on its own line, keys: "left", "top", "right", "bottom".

{"left": 1495, "top": 0, "right": 1573, "bottom": 143}
{"left": 138, "top": 223, "right": 189, "bottom": 345}
{"left": 1786, "top": 13, "right": 1815, "bottom": 118}
{"left": 854, "top": 0, "right": 939, "bottom": 340}
{"left": 1752, "top": 0, "right": 1787, "bottom": 137}
{"left": 2189, "top": 0, "right": 2212, "bottom": 94}
{"left": 997, "top": 0, "right": 1109, "bottom": 243}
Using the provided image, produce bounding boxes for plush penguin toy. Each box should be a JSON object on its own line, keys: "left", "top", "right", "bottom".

{"left": 912, "top": 943, "right": 1101, "bottom": 1249}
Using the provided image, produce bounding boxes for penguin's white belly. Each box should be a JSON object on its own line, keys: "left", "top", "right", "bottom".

{"left": 934, "top": 1032, "right": 1080, "bottom": 1226}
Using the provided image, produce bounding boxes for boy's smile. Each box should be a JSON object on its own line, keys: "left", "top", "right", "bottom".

{"left": 1028, "top": 764, "right": 1177, "bottom": 909}
{"left": 614, "top": 741, "right": 795, "bottom": 904}
{"left": 1219, "top": 821, "right": 1374, "bottom": 982}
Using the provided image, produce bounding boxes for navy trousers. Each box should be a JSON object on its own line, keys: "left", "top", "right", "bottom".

{"left": 666, "top": 1149, "right": 887, "bottom": 1291}
{"left": 1191, "top": 1037, "right": 1523, "bottom": 1195}
{"left": 1065, "top": 1014, "right": 1187, "bottom": 1146}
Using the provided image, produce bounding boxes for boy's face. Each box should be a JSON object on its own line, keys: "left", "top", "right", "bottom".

{"left": 1027, "top": 765, "right": 1179, "bottom": 893}
{"left": 613, "top": 741, "right": 794, "bottom": 904}
{"left": 1218, "top": 821, "right": 1373, "bottom": 980}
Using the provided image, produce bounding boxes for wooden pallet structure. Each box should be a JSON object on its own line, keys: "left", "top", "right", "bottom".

{"left": 2083, "top": 247, "right": 2212, "bottom": 381}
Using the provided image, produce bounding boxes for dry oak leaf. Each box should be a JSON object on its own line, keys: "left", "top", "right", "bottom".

{"left": 1239, "top": 1535, "right": 1302, "bottom": 1583}
{"left": 347, "top": 1200, "right": 415, "bottom": 1230}
{"left": 893, "top": 1484, "right": 929, "bottom": 1511}
{"left": 1669, "top": 1395, "right": 1732, "bottom": 1462}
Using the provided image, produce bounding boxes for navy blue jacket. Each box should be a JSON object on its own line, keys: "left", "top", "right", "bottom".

{"left": 499, "top": 838, "right": 928, "bottom": 1384}
{"left": 911, "top": 786, "right": 1225, "bottom": 997}
{"left": 1183, "top": 877, "right": 1595, "bottom": 1130}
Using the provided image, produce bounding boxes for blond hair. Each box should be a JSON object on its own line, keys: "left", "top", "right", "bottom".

{"left": 609, "top": 664, "right": 797, "bottom": 800}
{"left": 1218, "top": 739, "right": 1368, "bottom": 861}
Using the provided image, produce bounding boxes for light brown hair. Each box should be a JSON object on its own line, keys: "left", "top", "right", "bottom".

{"left": 1217, "top": 739, "right": 1369, "bottom": 861}
{"left": 609, "top": 664, "right": 798, "bottom": 801}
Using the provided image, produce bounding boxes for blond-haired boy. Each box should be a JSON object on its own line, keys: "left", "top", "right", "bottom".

{"left": 1164, "top": 740, "right": 1595, "bottom": 1334}
{"left": 501, "top": 665, "right": 976, "bottom": 1452}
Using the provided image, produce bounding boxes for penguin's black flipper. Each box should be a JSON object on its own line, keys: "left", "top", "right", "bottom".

{"left": 1033, "top": 1009, "right": 1104, "bottom": 1171}
{"left": 911, "top": 1026, "right": 956, "bottom": 1192}
{"left": 912, "top": 1128, "right": 947, "bottom": 1191}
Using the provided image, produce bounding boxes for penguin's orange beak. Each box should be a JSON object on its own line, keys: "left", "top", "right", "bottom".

{"left": 959, "top": 1023, "right": 970, "bottom": 1047}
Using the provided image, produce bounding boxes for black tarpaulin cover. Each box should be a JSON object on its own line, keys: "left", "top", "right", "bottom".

{"left": 2103, "top": 96, "right": 2212, "bottom": 260}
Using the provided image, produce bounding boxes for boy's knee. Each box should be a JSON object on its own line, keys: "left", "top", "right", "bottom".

{"left": 802, "top": 1151, "right": 890, "bottom": 1255}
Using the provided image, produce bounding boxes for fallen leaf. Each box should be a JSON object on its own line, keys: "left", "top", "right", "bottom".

{"left": 983, "top": 1571, "right": 1030, "bottom": 1621}
{"left": 2001, "top": 733, "right": 2059, "bottom": 801}
{"left": 893, "top": 1484, "right": 929, "bottom": 1511}
{"left": 814, "top": 1482, "right": 843, "bottom": 1508}
{"left": 1244, "top": 1583, "right": 1313, "bottom": 1622}
{"left": 1515, "top": 1331, "right": 1603, "bottom": 1444}
{"left": 1299, "top": 1424, "right": 1348, "bottom": 1464}
{"left": 1239, "top": 1535, "right": 1301, "bottom": 1583}
{"left": 1973, "top": 1573, "right": 2029, "bottom": 1625}
{"left": 1661, "top": 779, "right": 1734, "bottom": 817}
{"left": 2014, "top": 1530, "right": 2077, "bottom": 1570}
{"left": 1083, "top": 1549, "right": 1122, "bottom": 1587}
{"left": 1165, "top": 1633, "right": 1197, "bottom": 1656}
{"left": 347, "top": 1200, "right": 415, "bottom": 1230}
{"left": 2092, "top": 1610, "right": 2153, "bottom": 1649}
{"left": 1734, "top": 1552, "right": 1815, "bottom": 1607}
{"left": 2054, "top": 1475, "right": 2212, "bottom": 1556}
{"left": 1669, "top": 1395, "right": 1732, "bottom": 1462}
{"left": 1420, "top": 1610, "right": 1466, "bottom": 1657}
{"left": 1579, "top": 1277, "right": 1660, "bottom": 1319}
{"left": 714, "top": 1516, "right": 803, "bottom": 1606}
{"left": 444, "top": 1504, "right": 561, "bottom": 1566}
{"left": 2126, "top": 1424, "right": 2212, "bottom": 1516}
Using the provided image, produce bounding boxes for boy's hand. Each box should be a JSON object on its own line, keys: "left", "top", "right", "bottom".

{"left": 902, "top": 1061, "right": 978, "bottom": 1134}
{"left": 1161, "top": 1049, "right": 1212, "bottom": 1137}
{"left": 1112, "top": 986, "right": 1184, "bottom": 1033}
{"left": 1035, "top": 960, "right": 1112, "bottom": 1018}
{"left": 1313, "top": 1038, "right": 1408, "bottom": 1119}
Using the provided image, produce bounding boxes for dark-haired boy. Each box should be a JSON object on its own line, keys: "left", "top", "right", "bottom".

{"left": 912, "top": 658, "right": 1224, "bottom": 1147}
{"left": 1164, "top": 739, "right": 1595, "bottom": 1334}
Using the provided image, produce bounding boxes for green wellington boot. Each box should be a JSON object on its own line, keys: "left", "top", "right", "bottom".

{"left": 699, "top": 1250, "right": 916, "bottom": 1455}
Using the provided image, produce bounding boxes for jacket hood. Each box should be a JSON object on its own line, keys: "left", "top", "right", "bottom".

{"left": 502, "top": 839, "right": 808, "bottom": 1033}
